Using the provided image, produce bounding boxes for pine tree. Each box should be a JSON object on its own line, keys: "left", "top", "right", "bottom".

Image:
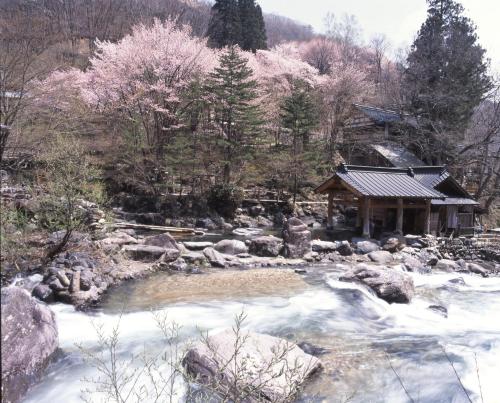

{"left": 280, "top": 79, "right": 318, "bottom": 203}
{"left": 206, "top": 0, "right": 242, "bottom": 48}
{"left": 238, "top": 0, "right": 267, "bottom": 52}
{"left": 206, "top": 46, "right": 261, "bottom": 184}
{"left": 403, "top": 0, "right": 492, "bottom": 144}
{"left": 254, "top": 4, "right": 267, "bottom": 50}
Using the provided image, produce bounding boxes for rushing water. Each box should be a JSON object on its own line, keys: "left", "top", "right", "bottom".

{"left": 23, "top": 266, "right": 500, "bottom": 403}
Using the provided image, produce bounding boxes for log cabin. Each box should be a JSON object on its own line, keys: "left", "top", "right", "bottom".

{"left": 315, "top": 164, "right": 478, "bottom": 237}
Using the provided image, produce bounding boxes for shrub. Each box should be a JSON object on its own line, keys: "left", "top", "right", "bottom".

{"left": 206, "top": 184, "right": 243, "bottom": 218}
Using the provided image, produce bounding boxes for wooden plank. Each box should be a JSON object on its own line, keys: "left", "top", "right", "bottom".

{"left": 111, "top": 222, "right": 205, "bottom": 235}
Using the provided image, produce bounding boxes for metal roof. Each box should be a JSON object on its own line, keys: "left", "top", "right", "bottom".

{"left": 318, "top": 165, "right": 445, "bottom": 198}
{"left": 353, "top": 104, "right": 402, "bottom": 124}
{"left": 412, "top": 166, "right": 449, "bottom": 188}
{"left": 431, "top": 198, "right": 479, "bottom": 206}
{"left": 371, "top": 143, "right": 425, "bottom": 167}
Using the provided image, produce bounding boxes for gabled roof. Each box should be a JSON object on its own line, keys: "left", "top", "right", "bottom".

{"left": 353, "top": 104, "right": 402, "bottom": 124}
{"left": 316, "top": 165, "right": 444, "bottom": 199}
{"left": 370, "top": 143, "right": 425, "bottom": 167}
{"left": 412, "top": 166, "right": 450, "bottom": 188}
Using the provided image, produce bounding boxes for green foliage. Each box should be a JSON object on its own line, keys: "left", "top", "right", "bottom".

{"left": 281, "top": 79, "right": 318, "bottom": 149}
{"left": 207, "top": 0, "right": 267, "bottom": 51}
{"left": 206, "top": 183, "right": 243, "bottom": 218}
{"left": 404, "top": 0, "right": 492, "bottom": 138}
{"left": 239, "top": 0, "right": 267, "bottom": 52}
{"left": 280, "top": 80, "right": 319, "bottom": 202}
{"left": 206, "top": 46, "right": 262, "bottom": 184}
{"left": 207, "top": 0, "right": 242, "bottom": 48}
{"left": 37, "top": 135, "right": 102, "bottom": 234}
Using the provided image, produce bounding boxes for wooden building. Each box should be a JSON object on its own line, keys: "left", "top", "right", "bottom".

{"left": 315, "top": 164, "right": 478, "bottom": 237}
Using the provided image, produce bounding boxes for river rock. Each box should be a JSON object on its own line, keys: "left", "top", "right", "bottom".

{"left": 282, "top": 217, "right": 311, "bottom": 258}
{"left": 122, "top": 245, "right": 169, "bottom": 262}
{"left": 340, "top": 264, "right": 415, "bottom": 303}
{"left": 311, "top": 240, "right": 338, "bottom": 253}
{"left": 402, "top": 255, "right": 428, "bottom": 273}
{"left": 367, "top": 250, "right": 393, "bottom": 264}
{"left": 48, "top": 277, "right": 66, "bottom": 292}
{"left": 382, "top": 237, "right": 405, "bottom": 253}
{"left": 1, "top": 287, "right": 58, "bottom": 403}
{"left": 69, "top": 270, "right": 80, "bottom": 293}
{"left": 203, "top": 247, "right": 226, "bottom": 268}
{"left": 418, "top": 249, "right": 440, "bottom": 266}
{"left": 168, "top": 258, "right": 188, "bottom": 272}
{"left": 214, "top": 239, "right": 248, "bottom": 255}
{"left": 79, "top": 270, "right": 93, "bottom": 291}
{"left": 256, "top": 216, "right": 274, "bottom": 227}
{"left": 144, "top": 233, "right": 179, "bottom": 250}
{"left": 100, "top": 232, "right": 138, "bottom": 247}
{"left": 467, "top": 263, "right": 489, "bottom": 277}
{"left": 182, "top": 329, "right": 321, "bottom": 401}
{"left": 249, "top": 235, "right": 283, "bottom": 257}
{"left": 32, "top": 284, "right": 54, "bottom": 303}
{"left": 182, "top": 251, "right": 208, "bottom": 265}
{"left": 195, "top": 217, "right": 217, "bottom": 230}
{"left": 435, "top": 259, "right": 458, "bottom": 272}
{"left": 56, "top": 271, "right": 70, "bottom": 287}
{"left": 337, "top": 241, "right": 353, "bottom": 256}
{"left": 428, "top": 304, "right": 448, "bottom": 318}
{"left": 356, "top": 240, "right": 380, "bottom": 254}
{"left": 183, "top": 241, "right": 214, "bottom": 251}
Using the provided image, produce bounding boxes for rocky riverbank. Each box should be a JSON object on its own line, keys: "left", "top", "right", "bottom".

{"left": 18, "top": 217, "right": 497, "bottom": 311}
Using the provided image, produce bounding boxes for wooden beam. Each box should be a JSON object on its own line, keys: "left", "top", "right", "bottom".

{"left": 356, "top": 198, "right": 363, "bottom": 228}
{"left": 327, "top": 191, "right": 334, "bottom": 229}
{"left": 363, "top": 198, "right": 371, "bottom": 238}
{"left": 424, "top": 199, "right": 431, "bottom": 234}
{"left": 396, "top": 198, "right": 403, "bottom": 234}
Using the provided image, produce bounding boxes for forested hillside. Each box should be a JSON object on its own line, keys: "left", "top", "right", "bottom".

{"left": 1, "top": 0, "right": 499, "bottom": 271}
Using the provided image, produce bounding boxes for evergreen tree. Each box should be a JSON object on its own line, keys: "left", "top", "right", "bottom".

{"left": 280, "top": 79, "right": 318, "bottom": 203}
{"left": 238, "top": 0, "right": 267, "bottom": 52}
{"left": 403, "top": 0, "right": 492, "bottom": 153}
{"left": 254, "top": 4, "right": 267, "bottom": 50}
{"left": 206, "top": 0, "right": 242, "bottom": 48}
{"left": 206, "top": 46, "right": 261, "bottom": 184}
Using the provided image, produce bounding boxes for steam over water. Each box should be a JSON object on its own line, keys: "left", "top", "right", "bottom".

{"left": 23, "top": 267, "right": 500, "bottom": 403}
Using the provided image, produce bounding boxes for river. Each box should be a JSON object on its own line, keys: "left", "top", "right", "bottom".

{"left": 23, "top": 265, "right": 500, "bottom": 403}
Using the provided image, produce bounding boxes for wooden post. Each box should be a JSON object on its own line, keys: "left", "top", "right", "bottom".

{"left": 356, "top": 198, "right": 363, "bottom": 228}
{"left": 424, "top": 199, "right": 431, "bottom": 234}
{"left": 363, "top": 198, "right": 371, "bottom": 238}
{"left": 327, "top": 191, "right": 334, "bottom": 229}
{"left": 396, "top": 198, "right": 404, "bottom": 234}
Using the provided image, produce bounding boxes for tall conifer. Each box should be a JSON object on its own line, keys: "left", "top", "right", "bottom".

{"left": 404, "top": 0, "right": 491, "bottom": 136}
{"left": 206, "top": 46, "right": 261, "bottom": 183}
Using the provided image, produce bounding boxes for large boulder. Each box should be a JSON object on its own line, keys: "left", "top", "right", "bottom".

{"left": 144, "top": 233, "right": 180, "bottom": 250}
{"left": 249, "top": 236, "right": 283, "bottom": 257}
{"left": 311, "top": 240, "right": 338, "bottom": 253}
{"left": 356, "top": 240, "right": 380, "bottom": 254}
{"left": 1, "top": 287, "right": 58, "bottom": 403}
{"left": 435, "top": 259, "right": 459, "bottom": 272}
{"left": 214, "top": 239, "right": 248, "bottom": 255}
{"left": 203, "top": 247, "right": 226, "bottom": 268}
{"left": 340, "top": 264, "right": 415, "bottom": 303}
{"left": 337, "top": 241, "right": 353, "bottom": 256}
{"left": 182, "top": 329, "right": 321, "bottom": 402}
{"left": 467, "top": 263, "right": 489, "bottom": 277}
{"left": 402, "top": 255, "right": 428, "bottom": 273}
{"left": 282, "top": 218, "right": 311, "bottom": 258}
{"left": 382, "top": 237, "right": 405, "bottom": 253}
{"left": 367, "top": 250, "right": 393, "bottom": 264}
{"left": 122, "top": 245, "right": 172, "bottom": 262}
